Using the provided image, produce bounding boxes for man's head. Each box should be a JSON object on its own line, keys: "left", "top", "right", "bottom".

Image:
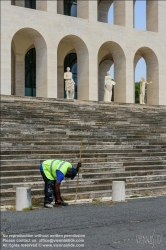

{"left": 65, "top": 166, "right": 77, "bottom": 179}
{"left": 65, "top": 162, "right": 82, "bottom": 180}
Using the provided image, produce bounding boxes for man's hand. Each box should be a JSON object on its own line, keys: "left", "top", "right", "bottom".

{"left": 77, "top": 162, "right": 82, "bottom": 169}
{"left": 57, "top": 201, "right": 69, "bottom": 206}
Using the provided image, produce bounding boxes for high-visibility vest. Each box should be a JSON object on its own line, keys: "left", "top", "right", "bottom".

{"left": 42, "top": 159, "right": 72, "bottom": 180}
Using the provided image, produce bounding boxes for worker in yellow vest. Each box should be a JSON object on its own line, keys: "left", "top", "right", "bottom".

{"left": 39, "top": 159, "right": 81, "bottom": 208}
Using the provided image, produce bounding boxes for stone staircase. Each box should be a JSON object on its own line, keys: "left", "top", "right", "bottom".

{"left": 1, "top": 95, "right": 166, "bottom": 205}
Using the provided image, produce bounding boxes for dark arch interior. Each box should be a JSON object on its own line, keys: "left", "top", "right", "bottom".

{"left": 25, "top": 48, "right": 36, "bottom": 97}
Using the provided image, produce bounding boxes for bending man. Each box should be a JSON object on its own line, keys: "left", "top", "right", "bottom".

{"left": 39, "top": 159, "right": 81, "bottom": 208}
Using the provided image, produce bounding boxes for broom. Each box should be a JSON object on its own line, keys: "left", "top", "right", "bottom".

{"left": 75, "top": 139, "right": 83, "bottom": 202}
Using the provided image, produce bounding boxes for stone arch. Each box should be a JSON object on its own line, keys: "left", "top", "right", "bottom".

{"left": 98, "top": 41, "right": 126, "bottom": 102}
{"left": 98, "top": 0, "right": 125, "bottom": 26}
{"left": 11, "top": 28, "right": 47, "bottom": 97}
{"left": 134, "top": 47, "right": 159, "bottom": 105}
{"left": 57, "top": 35, "right": 89, "bottom": 100}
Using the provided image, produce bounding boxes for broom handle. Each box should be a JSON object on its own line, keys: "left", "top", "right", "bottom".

{"left": 75, "top": 139, "right": 83, "bottom": 201}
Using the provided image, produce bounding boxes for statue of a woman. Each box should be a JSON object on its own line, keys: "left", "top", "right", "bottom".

{"left": 103, "top": 71, "right": 116, "bottom": 102}
{"left": 64, "top": 67, "right": 75, "bottom": 99}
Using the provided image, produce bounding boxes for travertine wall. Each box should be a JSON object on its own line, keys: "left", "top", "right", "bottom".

{"left": 1, "top": 0, "right": 166, "bottom": 105}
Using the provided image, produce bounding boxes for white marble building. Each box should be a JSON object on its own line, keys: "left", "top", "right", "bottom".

{"left": 1, "top": 0, "right": 166, "bottom": 105}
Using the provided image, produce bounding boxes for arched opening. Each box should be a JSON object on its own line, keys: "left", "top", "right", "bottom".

{"left": 135, "top": 58, "right": 146, "bottom": 103}
{"left": 11, "top": 0, "right": 47, "bottom": 11}
{"left": 98, "top": 0, "right": 125, "bottom": 26}
{"left": 98, "top": 42, "right": 126, "bottom": 102}
{"left": 133, "top": 0, "right": 158, "bottom": 32}
{"left": 98, "top": 0, "right": 113, "bottom": 23}
{"left": 25, "top": 0, "right": 36, "bottom": 9}
{"left": 134, "top": 0, "right": 146, "bottom": 30}
{"left": 134, "top": 47, "right": 159, "bottom": 105}
{"left": 57, "top": 35, "right": 89, "bottom": 100}
{"left": 11, "top": 28, "right": 47, "bottom": 97}
{"left": 98, "top": 56, "right": 114, "bottom": 101}
{"left": 108, "top": 3, "right": 114, "bottom": 24}
{"left": 64, "top": 53, "right": 77, "bottom": 99}
{"left": 64, "top": 0, "right": 77, "bottom": 17}
{"left": 57, "top": 0, "right": 89, "bottom": 19}
{"left": 57, "top": 0, "right": 77, "bottom": 17}
{"left": 25, "top": 48, "right": 36, "bottom": 97}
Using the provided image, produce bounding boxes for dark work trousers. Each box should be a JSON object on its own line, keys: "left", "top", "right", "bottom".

{"left": 40, "top": 171, "right": 57, "bottom": 205}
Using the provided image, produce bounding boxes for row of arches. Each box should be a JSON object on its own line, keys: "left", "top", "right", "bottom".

{"left": 99, "top": 0, "right": 158, "bottom": 32}
{"left": 11, "top": 0, "right": 158, "bottom": 32}
{"left": 11, "top": 28, "right": 159, "bottom": 104}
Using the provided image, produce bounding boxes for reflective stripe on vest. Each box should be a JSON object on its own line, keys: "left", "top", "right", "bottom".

{"left": 50, "top": 160, "right": 66, "bottom": 176}
{"left": 50, "top": 160, "right": 56, "bottom": 176}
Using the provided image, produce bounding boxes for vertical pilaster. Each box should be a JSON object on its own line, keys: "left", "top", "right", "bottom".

{"left": 57, "top": 0, "right": 63, "bottom": 15}
{"left": 15, "top": 0, "right": 24, "bottom": 7}
{"left": 124, "top": 0, "right": 134, "bottom": 28}
{"left": 89, "top": 0, "right": 97, "bottom": 22}
{"left": 1, "top": 0, "right": 12, "bottom": 95}
{"left": 114, "top": 0, "right": 125, "bottom": 26}
{"left": 77, "top": 0, "right": 89, "bottom": 19}
{"left": 0, "top": 43, "right": 11, "bottom": 95}
{"left": 125, "top": 56, "right": 135, "bottom": 103}
{"left": 147, "top": 0, "right": 158, "bottom": 32}
{"left": 158, "top": 0, "right": 165, "bottom": 34}
{"left": 15, "top": 53, "right": 24, "bottom": 96}
{"left": 47, "top": 0, "right": 57, "bottom": 15}
{"left": 47, "top": 47, "right": 57, "bottom": 98}
{"left": 36, "top": 1, "right": 47, "bottom": 11}
{"left": 89, "top": 52, "right": 98, "bottom": 101}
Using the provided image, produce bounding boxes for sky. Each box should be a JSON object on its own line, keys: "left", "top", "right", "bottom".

{"left": 108, "top": 0, "right": 146, "bottom": 82}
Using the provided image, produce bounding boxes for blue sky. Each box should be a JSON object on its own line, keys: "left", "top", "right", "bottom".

{"left": 108, "top": 1, "right": 146, "bottom": 82}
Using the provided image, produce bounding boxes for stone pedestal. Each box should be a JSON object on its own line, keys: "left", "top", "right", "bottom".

{"left": 16, "top": 187, "right": 32, "bottom": 211}
{"left": 112, "top": 181, "right": 125, "bottom": 202}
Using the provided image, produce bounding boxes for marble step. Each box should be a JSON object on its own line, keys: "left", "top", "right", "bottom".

{"left": 2, "top": 148, "right": 166, "bottom": 155}
{"left": 1, "top": 174, "right": 166, "bottom": 191}
{"left": 2, "top": 164, "right": 166, "bottom": 177}
{"left": 1, "top": 153, "right": 166, "bottom": 162}
{"left": 1, "top": 180, "right": 166, "bottom": 198}
{"left": 1, "top": 169, "right": 166, "bottom": 183}
{"left": 1, "top": 162, "right": 165, "bottom": 171}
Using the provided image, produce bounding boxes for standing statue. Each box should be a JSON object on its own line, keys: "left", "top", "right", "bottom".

{"left": 64, "top": 67, "right": 75, "bottom": 99}
{"left": 139, "top": 77, "right": 152, "bottom": 104}
{"left": 103, "top": 71, "right": 116, "bottom": 102}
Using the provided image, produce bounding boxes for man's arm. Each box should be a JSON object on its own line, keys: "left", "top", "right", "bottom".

{"left": 55, "top": 181, "right": 62, "bottom": 204}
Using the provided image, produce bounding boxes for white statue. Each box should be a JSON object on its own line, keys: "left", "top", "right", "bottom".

{"left": 103, "top": 71, "right": 116, "bottom": 102}
{"left": 139, "top": 77, "right": 152, "bottom": 104}
{"left": 64, "top": 67, "right": 75, "bottom": 99}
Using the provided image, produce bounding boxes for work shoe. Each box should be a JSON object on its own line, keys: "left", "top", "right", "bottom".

{"left": 44, "top": 203, "right": 53, "bottom": 208}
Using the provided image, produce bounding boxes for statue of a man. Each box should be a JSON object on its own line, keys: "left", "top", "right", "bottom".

{"left": 103, "top": 71, "right": 116, "bottom": 102}
{"left": 139, "top": 77, "right": 152, "bottom": 104}
{"left": 64, "top": 67, "right": 75, "bottom": 99}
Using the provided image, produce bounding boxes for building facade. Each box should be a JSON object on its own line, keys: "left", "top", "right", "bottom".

{"left": 1, "top": 0, "right": 166, "bottom": 105}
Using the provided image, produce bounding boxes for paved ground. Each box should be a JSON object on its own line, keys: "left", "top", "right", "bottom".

{"left": 1, "top": 196, "right": 166, "bottom": 250}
